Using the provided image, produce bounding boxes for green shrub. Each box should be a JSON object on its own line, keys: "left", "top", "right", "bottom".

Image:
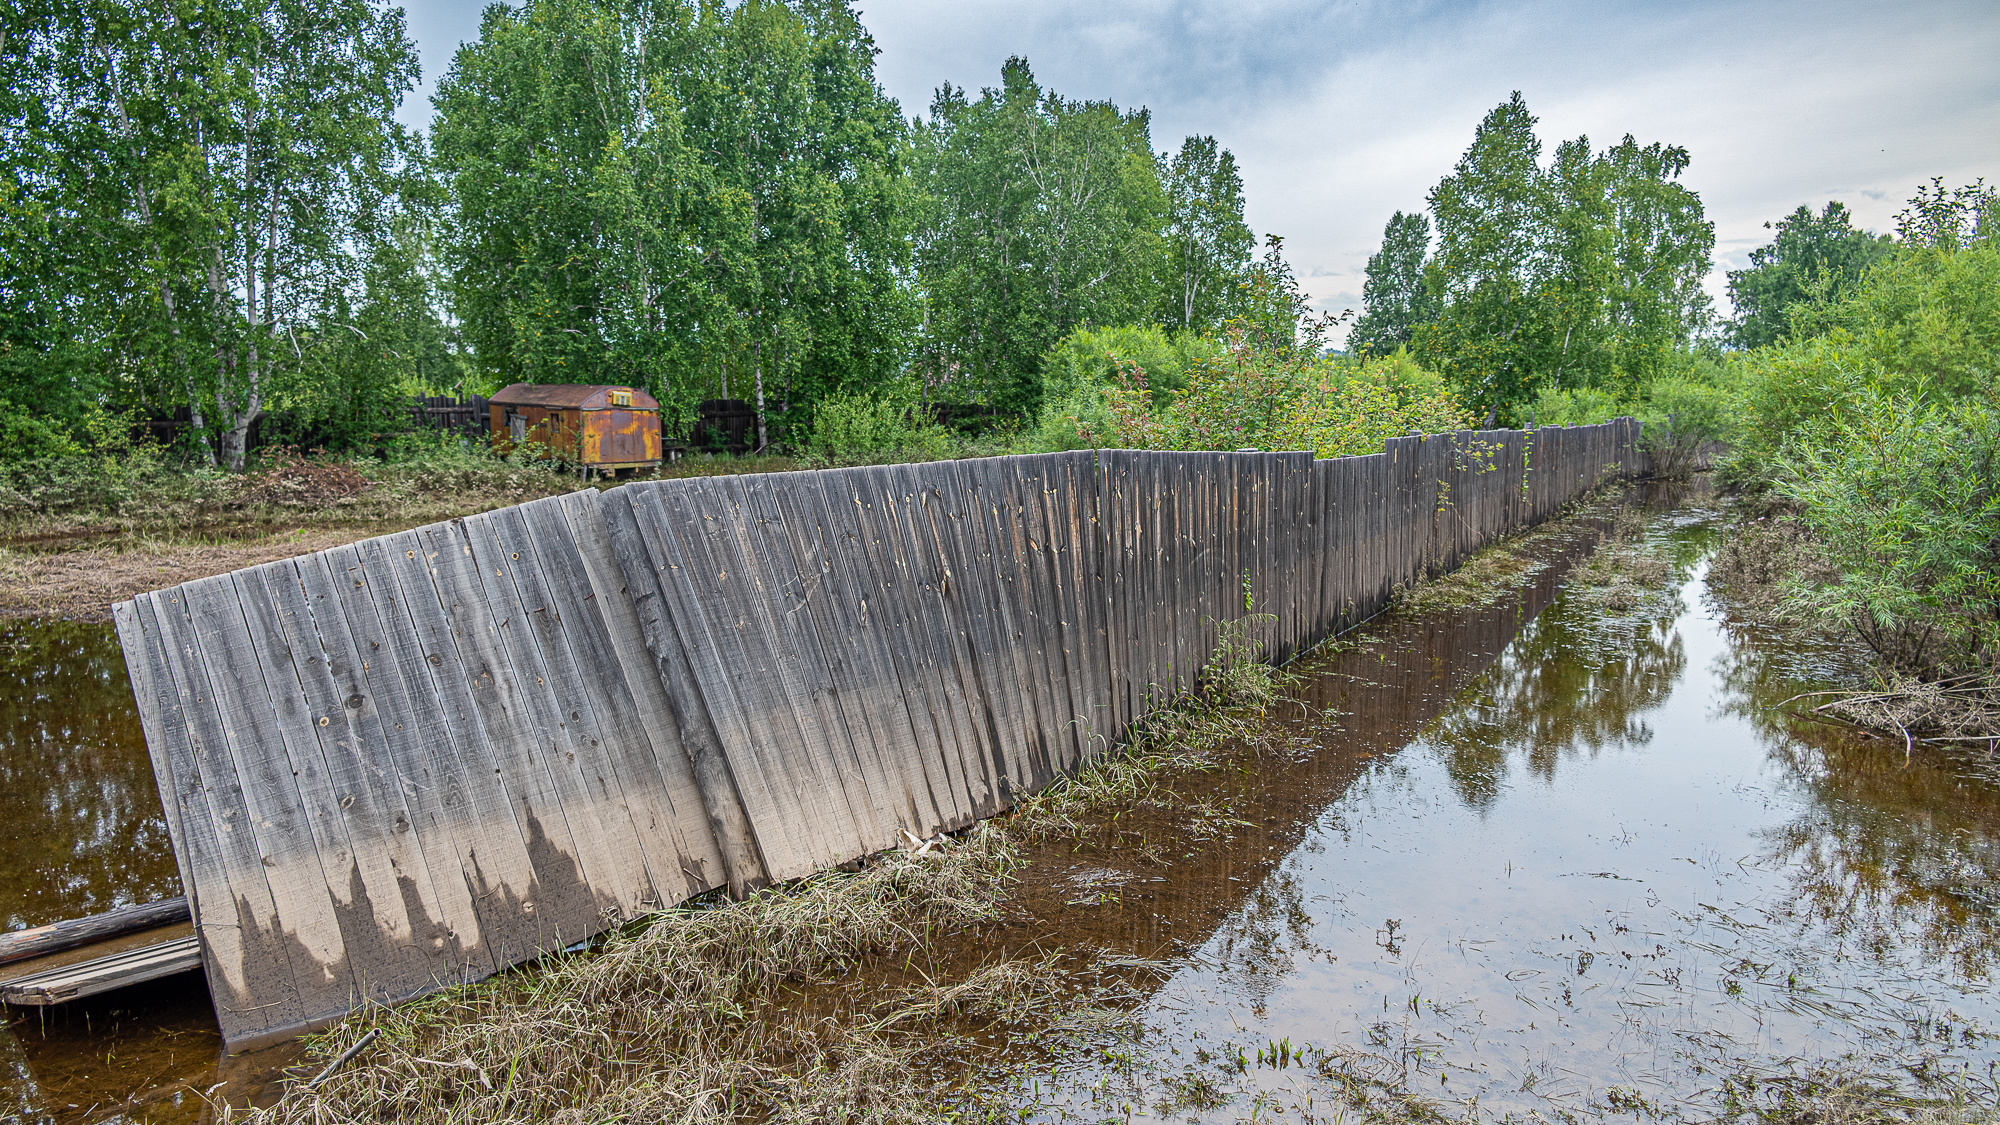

{"left": 1633, "top": 377, "right": 1733, "bottom": 480}
{"left": 0, "top": 406, "right": 82, "bottom": 462}
{"left": 1050, "top": 332, "right": 1476, "bottom": 457}
{"left": 811, "top": 393, "right": 952, "bottom": 461}
{"left": 1528, "top": 384, "right": 1623, "bottom": 427}
{"left": 1774, "top": 393, "right": 2000, "bottom": 674}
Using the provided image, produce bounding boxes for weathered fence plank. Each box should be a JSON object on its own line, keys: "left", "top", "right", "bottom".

{"left": 119, "top": 422, "right": 1641, "bottom": 1048}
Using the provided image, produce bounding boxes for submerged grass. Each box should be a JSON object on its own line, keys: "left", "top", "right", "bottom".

{"left": 1709, "top": 504, "right": 2000, "bottom": 754}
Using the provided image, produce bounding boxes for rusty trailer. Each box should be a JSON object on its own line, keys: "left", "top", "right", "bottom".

{"left": 488, "top": 383, "right": 663, "bottom": 475}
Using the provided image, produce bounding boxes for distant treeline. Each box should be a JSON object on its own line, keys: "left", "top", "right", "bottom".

{"left": 1, "top": 0, "right": 1947, "bottom": 474}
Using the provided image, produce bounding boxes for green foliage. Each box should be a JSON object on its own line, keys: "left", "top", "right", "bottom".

{"left": 810, "top": 392, "right": 951, "bottom": 461}
{"left": 1349, "top": 210, "right": 1433, "bottom": 356}
{"left": 1159, "top": 135, "right": 1256, "bottom": 333}
{"left": 0, "top": 405, "right": 82, "bottom": 463}
{"left": 1726, "top": 202, "right": 1895, "bottom": 349}
{"left": 1058, "top": 331, "right": 1474, "bottom": 459}
{"left": 910, "top": 57, "right": 1168, "bottom": 416}
{"left": 1728, "top": 228, "right": 2000, "bottom": 483}
{"left": 1775, "top": 394, "right": 2000, "bottom": 673}
{"left": 434, "top": 0, "right": 916, "bottom": 439}
{"left": 1411, "top": 92, "right": 1713, "bottom": 420}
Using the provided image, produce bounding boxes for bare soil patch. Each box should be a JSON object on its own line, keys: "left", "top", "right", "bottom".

{"left": 0, "top": 529, "right": 406, "bottom": 620}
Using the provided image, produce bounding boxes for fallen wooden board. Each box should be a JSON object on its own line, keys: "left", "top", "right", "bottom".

{"left": 1, "top": 935, "right": 203, "bottom": 1005}
{"left": 0, "top": 897, "right": 190, "bottom": 966}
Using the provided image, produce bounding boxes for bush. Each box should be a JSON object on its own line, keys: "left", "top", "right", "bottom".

{"left": 1044, "top": 331, "right": 1476, "bottom": 457}
{"left": 811, "top": 393, "right": 952, "bottom": 461}
{"left": 1633, "top": 376, "right": 1733, "bottom": 480}
{"left": 0, "top": 406, "right": 82, "bottom": 462}
{"left": 1032, "top": 326, "right": 1222, "bottom": 450}
{"left": 1774, "top": 393, "right": 2000, "bottom": 675}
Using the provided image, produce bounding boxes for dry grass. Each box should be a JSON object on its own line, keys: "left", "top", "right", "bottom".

{"left": 239, "top": 827, "right": 1027, "bottom": 1125}
{"left": 0, "top": 530, "right": 402, "bottom": 620}
{"left": 1706, "top": 512, "right": 1844, "bottom": 632}
{"left": 1708, "top": 509, "right": 2000, "bottom": 751}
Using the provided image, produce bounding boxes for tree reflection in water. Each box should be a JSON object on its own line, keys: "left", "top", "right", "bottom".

{"left": 1425, "top": 578, "right": 1689, "bottom": 811}
{"left": 0, "top": 620, "right": 180, "bottom": 929}
{"left": 1709, "top": 597, "right": 2000, "bottom": 987}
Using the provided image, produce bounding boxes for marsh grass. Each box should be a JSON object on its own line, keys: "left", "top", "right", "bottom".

{"left": 1390, "top": 488, "right": 1628, "bottom": 617}
{"left": 1710, "top": 507, "right": 2000, "bottom": 751}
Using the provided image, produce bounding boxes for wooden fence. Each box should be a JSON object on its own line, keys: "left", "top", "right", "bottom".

{"left": 112, "top": 420, "right": 1638, "bottom": 1049}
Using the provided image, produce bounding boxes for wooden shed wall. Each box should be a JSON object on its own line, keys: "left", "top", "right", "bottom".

{"left": 115, "top": 420, "right": 1640, "bottom": 1047}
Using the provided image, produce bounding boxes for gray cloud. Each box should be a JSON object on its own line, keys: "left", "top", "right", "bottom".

{"left": 397, "top": 0, "right": 2000, "bottom": 339}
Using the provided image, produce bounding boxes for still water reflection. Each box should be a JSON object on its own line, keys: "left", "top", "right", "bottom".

{"left": 1031, "top": 497, "right": 2000, "bottom": 1118}
{"left": 0, "top": 622, "right": 180, "bottom": 930}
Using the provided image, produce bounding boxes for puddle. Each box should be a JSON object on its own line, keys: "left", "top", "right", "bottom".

{"left": 0, "top": 622, "right": 180, "bottom": 930}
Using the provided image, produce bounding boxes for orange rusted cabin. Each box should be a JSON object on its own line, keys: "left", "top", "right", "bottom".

{"left": 488, "top": 383, "right": 663, "bottom": 475}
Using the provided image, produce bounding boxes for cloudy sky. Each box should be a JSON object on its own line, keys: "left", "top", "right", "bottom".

{"left": 396, "top": 0, "right": 2000, "bottom": 341}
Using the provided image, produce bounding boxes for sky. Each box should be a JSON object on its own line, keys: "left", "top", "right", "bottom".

{"left": 395, "top": 0, "right": 2000, "bottom": 343}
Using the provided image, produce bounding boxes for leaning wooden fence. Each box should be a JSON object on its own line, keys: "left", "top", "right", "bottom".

{"left": 113, "top": 420, "right": 1638, "bottom": 1048}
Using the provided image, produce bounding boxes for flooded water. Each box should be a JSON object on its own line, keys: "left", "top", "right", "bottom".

{"left": 1002, "top": 489, "right": 2000, "bottom": 1120}
{"left": 0, "top": 621, "right": 180, "bottom": 929}
{"left": 6, "top": 486, "right": 2000, "bottom": 1123}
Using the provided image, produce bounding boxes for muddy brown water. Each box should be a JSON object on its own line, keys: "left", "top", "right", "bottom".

{"left": 4, "top": 486, "right": 1999, "bottom": 1122}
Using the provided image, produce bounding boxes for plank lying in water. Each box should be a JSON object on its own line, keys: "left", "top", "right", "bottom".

{"left": 1, "top": 935, "right": 203, "bottom": 1005}
{"left": 0, "top": 897, "right": 191, "bottom": 966}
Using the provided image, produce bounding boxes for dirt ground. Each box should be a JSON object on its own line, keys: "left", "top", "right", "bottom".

{"left": 0, "top": 527, "right": 405, "bottom": 621}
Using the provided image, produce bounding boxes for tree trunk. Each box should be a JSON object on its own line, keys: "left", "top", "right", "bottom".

{"left": 752, "top": 338, "right": 767, "bottom": 453}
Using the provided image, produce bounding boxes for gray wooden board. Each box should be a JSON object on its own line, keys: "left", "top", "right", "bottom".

{"left": 1007, "top": 456, "right": 1081, "bottom": 772}
{"left": 969, "top": 456, "right": 1063, "bottom": 792}
{"left": 882, "top": 462, "right": 996, "bottom": 823}
{"left": 1, "top": 935, "right": 204, "bottom": 1005}
{"left": 514, "top": 497, "right": 714, "bottom": 906}
{"left": 796, "top": 468, "right": 956, "bottom": 838}
{"left": 1054, "top": 452, "right": 1111, "bottom": 760}
{"left": 311, "top": 546, "right": 498, "bottom": 981}
{"left": 482, "top": 504, "right": 670, "bottom": 913}
{"left": 730, "top": 473, "right": 897, "bottom": 854}
{"left": 751, "top": 476, "right": 908, "bottom": 851}
{"left": 631, "top": 480, "right": 827, "bottom": 880}
{"left": 350, "top": 531, "right": 552, "bottom": 969}
{"left": 414, "top": 519, "right": 622, "bottom": 934}
{"left": 924, "top": 460, "right": 1030, "bottom": 812}
{"left": 554, "top": 491, "right": 725, "bottom": 897}
{"left": 452, "top": 511, "right": 656, "bottom": 921}
{"left": 597, "top": 486, "right": 768, "bottom": 893}
{"left": 854, "top": 465, "right": 979, "bottom": 830}
{"left": 128, "top": 589, "right": 304, "bottom": 1043}
{"left": 172, "top": 570, "right": 363, "bottom": 1018}
{"left": 272, "top": 556, "right": 473, "bottom": 994}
